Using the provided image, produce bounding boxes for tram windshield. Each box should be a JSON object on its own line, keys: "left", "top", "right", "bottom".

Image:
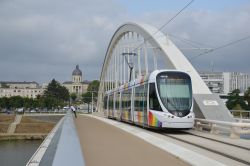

{"left": 156, "top": 72, "right": 192, "bottom": 117}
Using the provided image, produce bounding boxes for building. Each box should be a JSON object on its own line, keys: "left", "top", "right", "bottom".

{"left": 199, "top": 71, "right": 250, "bottom": 94}
{"left": 63, "top": 65, "right": 89, "bottom": 96}
{"left": 0, "top": 81, "right": 44, "bottom": 98}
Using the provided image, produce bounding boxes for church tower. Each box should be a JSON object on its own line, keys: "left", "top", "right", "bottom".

{"left": 63, "top": 65, "right": 89, "bottom": 96}
{"left": 72, "top": 65, "right": 82, "bottom": 83}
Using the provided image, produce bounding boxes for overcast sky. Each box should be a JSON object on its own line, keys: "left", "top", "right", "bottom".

{"left": 0, "top": 0, "right": 250, "bottom": 84}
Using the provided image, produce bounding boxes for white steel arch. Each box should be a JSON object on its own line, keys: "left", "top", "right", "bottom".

{"left": 97, "top": 22, "right": 233, "bottom": 122}
{"left": 97, "top": 22, "right": 211, "bottom": 112}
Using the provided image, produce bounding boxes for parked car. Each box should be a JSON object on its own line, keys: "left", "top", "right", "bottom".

{"left": 63, "top": 106, "right": 69, "bottom": 110}
{"left": 16, "top": 108, "right": 24, "bottom": 114}
{"left": 30, "top": 109, "right": 36, "bottom": 113}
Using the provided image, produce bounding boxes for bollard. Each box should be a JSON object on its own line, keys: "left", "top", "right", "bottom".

{"left": 210, "top": 124, "right": 219, "bottom": 134}
{"left": 230, "top": 126, "right": 240, "bottom": 139}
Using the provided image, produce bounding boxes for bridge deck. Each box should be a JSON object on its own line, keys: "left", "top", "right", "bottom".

{"left": 74, "top": 115, "right": 189, "bottom": 166}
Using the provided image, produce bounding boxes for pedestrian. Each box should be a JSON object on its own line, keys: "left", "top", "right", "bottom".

{"left": 71, "top": 105, "right": 77, "bottom": 118}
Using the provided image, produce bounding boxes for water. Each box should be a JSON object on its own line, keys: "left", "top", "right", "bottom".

{"left": 0, "top": 140, "right": 42, "bottom": 166}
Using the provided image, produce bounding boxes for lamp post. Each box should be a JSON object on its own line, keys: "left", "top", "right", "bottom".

{"left": 121, "top": 52, "right": 137, "bottom": 82}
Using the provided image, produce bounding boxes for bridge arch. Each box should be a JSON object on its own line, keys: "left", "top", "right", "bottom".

{"left": 97, "top": 22, "right": 232, "bottom": 121}
{"left": 98, "top": 22, "right": 209, "bottom": 109}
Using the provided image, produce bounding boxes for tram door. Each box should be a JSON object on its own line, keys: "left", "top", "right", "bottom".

{"left": 117, "top": 92, "right": 122, "bottom": 121}
{"left": 113, "top": 92, "right": 119, "bottom": 119}
{"left": 143, "top": 84, "right": 148, "bottom": 128}
{"left": 121, "top": 89, "right": 132, "bottom": 122}
{"left": 103, "top": 95, "right": 108, "bottom": 117}
{"left": 106, "top": 95, "right": 110, "bottom": 118}
{"left": 134, "top": 84, "right": 148, "bottom": 127}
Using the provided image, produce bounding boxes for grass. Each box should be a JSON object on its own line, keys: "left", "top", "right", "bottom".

{"left": 0, "top": 115, "right": 57, "bottom": 134}
{"left": 0, "top": 115, "right": 15, "bottom": 123}
{"left": 21, "top": 117, "right": 46, "bottom": 123}
{"left": 15, "top": 123, "right": 55, "bottom": 133}
{"left": 0, "top": 124, "right": 9, "bottom": 133}
{"left": 0, "top": 115, "right": 14, "bottom": 133}
{"left": 16, "top": 116, "right": 56, "bottom": 133}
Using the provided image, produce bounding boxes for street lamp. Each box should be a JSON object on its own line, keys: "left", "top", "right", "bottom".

{"left": 122, "top": 52, "right": 137, "bottom": 82}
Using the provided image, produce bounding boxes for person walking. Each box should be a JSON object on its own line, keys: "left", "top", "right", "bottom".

{"left": 71, "top": 105, "right": 77, "bottom": 118}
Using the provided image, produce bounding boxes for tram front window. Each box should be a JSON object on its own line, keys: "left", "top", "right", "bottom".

{"left": 156, "top": 72, "right": 192, "bottom": 117}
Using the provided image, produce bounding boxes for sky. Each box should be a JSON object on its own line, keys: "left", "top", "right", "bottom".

{"left": 0, "top": 0, "right": 250, "bottom": 84}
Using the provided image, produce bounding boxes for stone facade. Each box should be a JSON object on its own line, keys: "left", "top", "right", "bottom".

{"left": 0, "top": 81, "right": 44, "bottom": 98}
{"left": 199, "top": 71, "right": 250, "bottom": 94}
{"left": 62, "top": 65, "right": 89, "bottom": 95}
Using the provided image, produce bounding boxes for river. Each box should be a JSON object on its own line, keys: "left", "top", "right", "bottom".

{"left": 0, "top": 140, "right": 42, "bottom": 166}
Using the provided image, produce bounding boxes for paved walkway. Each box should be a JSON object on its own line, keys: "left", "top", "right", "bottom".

{"left": 75, "top": 115, "right": 190, "bottom": 166}
{"left": 7, "top": 114, "right": 22, "bottom": 134}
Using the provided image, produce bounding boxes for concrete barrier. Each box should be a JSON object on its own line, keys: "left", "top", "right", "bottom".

{"left": 26, "top": 111, "right": 85, "bottom": 166}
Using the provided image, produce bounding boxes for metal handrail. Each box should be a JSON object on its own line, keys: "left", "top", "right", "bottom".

{"left": 195, "top": 118, "right": 250, "bottom": 139}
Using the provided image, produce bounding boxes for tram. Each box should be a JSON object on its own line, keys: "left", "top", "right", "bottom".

{"left": 103, "top": 70, "right": 194, "bottom": 129}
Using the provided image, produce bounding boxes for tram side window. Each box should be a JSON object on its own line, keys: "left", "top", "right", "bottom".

{"left": 122, "top": 89, "right": 131, "bottom": 111}
{"left": 143, "top": 84, "right": 148, "bottom": 111}
{"left": 109, "top": 94, "right": 114, "bottom": 110}
{"left": 149, "top": 83, "right": 162, "bottom": 111}
{"left": 116, "top": 92, "right": 120, "bottom": 110}
{"left": 135, "top": 85, "right": 147, "bottom": 112}
{"left": 127, "top": 89, "right": 132, "bottom": 111}
{"left": 113, "top": 93, "right": 116, "bottom": 110}
{"left": 104, "top": 96, "right": 108, "bottom": 109}
{"left": 134, "top": 87, "right": 140, "bottom": 112}
{"left": 122, "top": 90, "right": 127, "bottom": 110}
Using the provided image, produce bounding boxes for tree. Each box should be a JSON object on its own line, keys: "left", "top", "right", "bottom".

{"left": 244, "top": 87, "right": 250, "bottom": 110}
{"left": 43, "top": 79, "right": 70, "bottom": 109}
{"left": 9, "top": 96, "right": 23, "bottom": 109}
{"left": 87, "top": 80, "right": 99, "bottom": 102}
{"left": 82, "top": 92, "right": 92, "bottom": 113}
{"left": 58, "top": 86, "right": 70, "bottom": 101}
{"left": 87, "top": 80, "right": 100, "bottom": 92}
{"left": 0, "top": 97, "right": 9, "bottom": 109}
{"left": 226, "top": 89, "right": 247, "bottom": 110}
{"left": 81, "top": 80, "right": 100, "bottom": 113}
{"left": 70, "top": 93, "right": 77, "bottom": 103}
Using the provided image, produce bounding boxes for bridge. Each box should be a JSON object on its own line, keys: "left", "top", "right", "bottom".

{"left": 26, "top": 22, "right": 250, "bottom": 166}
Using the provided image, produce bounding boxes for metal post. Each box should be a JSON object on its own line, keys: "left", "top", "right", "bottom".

{"left": 138, "top": 48, "right": 141, "bottom": 77}
{"left": 127, "top": 46, "right": 130, "bottom": 81}
{"left": 121, "top": 52, "right": 137, "bottom": 82}
{"left": 123, "top": 47, "right": 126, "bottom": 83}
{"left": 144, "top": 42, "right": 148, "bottom": 74}
{"left": 153, "top": 48, "right": 158, "bottom": 70}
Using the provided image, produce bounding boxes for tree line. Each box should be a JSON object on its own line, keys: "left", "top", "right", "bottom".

{"left": 1, "top": 78, "right": 249, "bottom": 111}
{"left": 0, "top": 79, "right": 100, "bottom": 112}
{"left": 0, "top": 79, "right": 69, "bottom": 111}
{"left": 226, "top": 87, "right": 250, "bottom": 110}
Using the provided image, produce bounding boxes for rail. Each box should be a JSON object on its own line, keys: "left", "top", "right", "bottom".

{"left": 234, "top": 118, "right": 250, "bottom": 124}
{"left": 194, "top": 118, "right": 250, "bottom": 139}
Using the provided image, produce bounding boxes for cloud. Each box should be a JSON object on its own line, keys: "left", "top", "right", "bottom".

{"left": 0, "top": 0, "right": 249, "bottom": 84}
{"left": 135, "top": 6, "right": 250, "bottom": 72}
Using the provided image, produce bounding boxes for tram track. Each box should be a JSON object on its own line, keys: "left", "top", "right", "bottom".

{"left": 184, "top": 131, "right": 250, "bottom": 151}
{"left": 161, "top": 132, "right": 250, "bottom": 166}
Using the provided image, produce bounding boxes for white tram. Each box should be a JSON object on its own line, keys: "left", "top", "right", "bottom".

{"left": 103, "top": 70, "right": 194, "bottom": 129}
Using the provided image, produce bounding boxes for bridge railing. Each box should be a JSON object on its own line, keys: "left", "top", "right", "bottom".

{"left": 194, "top": 118, "right": 250, "bottom": 139}
{"left": 235, "top": 118, "right": 250, "bottom": 123}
